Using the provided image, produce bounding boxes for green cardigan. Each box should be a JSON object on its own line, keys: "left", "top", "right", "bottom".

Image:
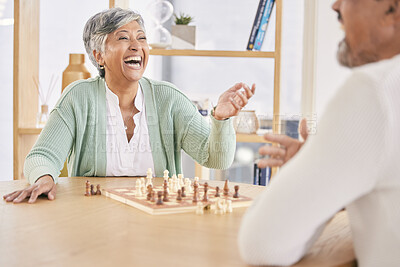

{"left": 24, "top": 76, "right": 236, "bottom": 184}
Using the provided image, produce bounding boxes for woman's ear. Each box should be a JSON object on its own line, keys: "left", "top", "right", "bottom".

{"left": 93, "top": 50, "right": 104, "bottom": 66}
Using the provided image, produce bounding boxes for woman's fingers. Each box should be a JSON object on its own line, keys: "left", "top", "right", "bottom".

{"left": 12, "top": 189, "right": 31, "bottom": 203}
{"left": 243, "top": 83, "right": 255, "bottom": 99}
{"left": 3, "top": 190, "right": 23, "bottom": 202}
{"left": 3, "top": 190, "right": 20, "bottom": 200}
{"left": 235, "top": 91, "right": 249, "bottom": 107}
{"left": 47, "top": 184, "right": 57, "bottom": 201}
{"left": 229, "top": 97, "right": 242, "bottom": 111}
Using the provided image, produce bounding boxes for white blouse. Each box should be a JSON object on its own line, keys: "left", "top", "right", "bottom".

{"left": 105, "top": 82, "right": 154, "bottom": 176}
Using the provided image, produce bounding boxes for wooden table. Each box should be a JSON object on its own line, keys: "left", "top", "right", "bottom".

{"left": 0, "top": 177, "right": 356, "bottom": 267}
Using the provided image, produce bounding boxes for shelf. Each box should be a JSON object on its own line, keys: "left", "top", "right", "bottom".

{"left": 18, "top": 127, "right": 42, "bottom": 135}
{"left": 149, "top": 49, "right": 275, "bottom": 58}
{"left": 236, "top": 134, "right": 271, "bottom": 143}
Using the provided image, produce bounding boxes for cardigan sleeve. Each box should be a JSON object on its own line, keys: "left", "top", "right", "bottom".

{"left": 180, "top": 103, "right": 236, "bottom": 170}
{"left": 23, "top": 108, "right": 74, "bottom": 185}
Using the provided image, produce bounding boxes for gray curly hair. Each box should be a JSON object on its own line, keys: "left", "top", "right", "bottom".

{"left": 83, "top": 8, "right": 145, "bottom": 77}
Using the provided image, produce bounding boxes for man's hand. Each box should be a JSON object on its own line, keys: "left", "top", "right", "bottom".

{"left": 3, "top": 175, "right": 57, "bottom": 204}
{"left": 213, "top": 83, "right": 256, "bottom": 120}
{"left": 258, "top": 118, "right": 309, "bottom": 168}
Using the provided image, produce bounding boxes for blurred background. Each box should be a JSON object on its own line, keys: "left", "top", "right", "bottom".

{"left": 0, "top": 0, "right": 351, "bottom": 182}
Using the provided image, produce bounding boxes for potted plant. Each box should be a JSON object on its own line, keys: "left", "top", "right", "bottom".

{"left": 171, "top": 12, "right": 196, "bottom": 49}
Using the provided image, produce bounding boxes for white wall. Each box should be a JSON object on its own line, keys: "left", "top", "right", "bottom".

{"left": 0, "top": 0, "right": 13, "bottom": 181}
{"left": 315, "top": 1, "right": 351, "bottom": 114}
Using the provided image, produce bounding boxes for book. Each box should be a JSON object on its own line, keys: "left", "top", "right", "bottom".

{"left": 253, "top": 163, "right": 271, "bottom": 186}
{"left": 246, "top": 0, "right": 268, "bottom": 51}
{"left": 254, "top": 0, "right": 275, "bottom": 51}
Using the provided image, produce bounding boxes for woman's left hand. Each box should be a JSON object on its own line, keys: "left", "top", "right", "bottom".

{"left": 213, "top": 83, "right": 256, "bottom": 120}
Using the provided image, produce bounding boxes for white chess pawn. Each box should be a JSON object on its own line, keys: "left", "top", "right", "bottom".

{"left": 135, "top": 180, "right": 143, "bottom": 197}
{"left": 226, "top": 200, "right": 233, "bottom": 213}
{"left": 168, "top": 178, "right": 173, "bottom": 192}
{"left": 147, "top": 168, "right": 153, "bottom": 178}
{"left": 172, "top": 174, "right": 178, "bottom": 193}
{"left": 184, "top": 178, "right": 192, "bottom": 194}
{"left": 195, "top": 202, "right": 204, "bottom": 215}
{"left": 163, "top": 170, "right": 169, "bottom": 182}
{"left": 140, "top": 178, "right": 146, "bottom": 194}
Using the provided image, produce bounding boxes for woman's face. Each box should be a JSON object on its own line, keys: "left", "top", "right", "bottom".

{"left": 98, "top": 20, "right": 149, "bottom": 83}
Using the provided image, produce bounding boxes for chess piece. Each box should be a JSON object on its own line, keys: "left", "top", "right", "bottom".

{"left": 85, "top": 180, "right": 91, "bottom": 196}
{"left": 192, "top": 188, "right": 198, "bottom": 203}
{"left": 147, "top": 185, "right": 153, "bottom": 201}
{"left": 156, "top": 191, "right": 163, "bottom": 205}
{"left": 233, "top": 185, "right": 240, "bottom": 198}
{"left": 202, "top": 183, "right": 208, "bottom": 202}
{"left": 163, "top": 180, "right": 170, "bottom": 194}
{"left": 90, "top": 184, "right": 95, "bottom": 196}
{"left": 96, "top": 184, "right": 101, "bottom": 195}
{"left": 215, "top": 186, "right": 220, "bottom": 197}
{"left": 145, "top": 175, "right": 153, "bottom": 188}
{"left": 223, "top": 180, "right": 229, "bottom": 196}
{"left": 163, "top": 169, "right": 169, "bottom": 182}
{"left": 140, "top": 178, "right": 146, "bottom": 194}
{"left": 150, "top": 191, "right": 156, "bottom": 202}
{"left": 163, "top": 189, "right": 169, "bottom": 202}
{"left": 172, "top": 174, "right": 179, "bottom": 193}
{"left": 176, "top": 189, "right": 182, "bottom": 201}
{"left": 181, "top": 186, "right": 186, "bottom": 197}
{"left": 136, "top": 180, "right": 143, "bottom": 197}
{"left": 226, "top": 200, "right": 233, "bottom": 213}
{"left": 195, "top": 202, "right": 204, "bottom": 215}
{"left": 147, "top": 168, "right": 153, "bottom": 178}
{"left": 184, "top": 178, "right": 192, "bottom": 193}
{"left": 215, "top": 198, "right": 226, "bottom": 215}
{"left": 177, "top": 174, "right": 184, "bottom": 188}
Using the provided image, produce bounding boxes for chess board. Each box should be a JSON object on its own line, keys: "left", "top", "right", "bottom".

{"left": 103, "top": 183, "right": 253, "bottom": 215}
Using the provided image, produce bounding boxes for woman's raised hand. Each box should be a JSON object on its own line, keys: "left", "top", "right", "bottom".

{"left": 213, "top": 83, "right": 256, "bottom": 120}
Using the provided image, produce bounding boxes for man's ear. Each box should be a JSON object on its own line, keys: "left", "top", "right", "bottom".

{"left": 93, "top": 50, "right": 104, "bottom": 66}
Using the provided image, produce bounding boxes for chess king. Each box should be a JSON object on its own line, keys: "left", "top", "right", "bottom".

{"left": 4, "top": 8, "right": 255, "bottom": 204}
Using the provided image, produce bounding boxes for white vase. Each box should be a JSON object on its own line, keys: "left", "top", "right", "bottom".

{"left": 171, "top": 25, "right": 196, "bottom": 49}
{"left": 233, "top": 110, "right": 260, "bottom": 134}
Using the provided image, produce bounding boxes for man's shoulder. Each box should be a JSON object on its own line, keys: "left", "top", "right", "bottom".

{"left": 354, "top": 54, "right": 400, "bottom": 84}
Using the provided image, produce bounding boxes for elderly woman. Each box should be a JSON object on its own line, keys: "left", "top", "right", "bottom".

{"left": 4, "top": 8, "right": 255, "bottom": 204}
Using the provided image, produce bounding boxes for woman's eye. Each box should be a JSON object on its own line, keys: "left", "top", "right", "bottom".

{"left": 119, "top": 36, "right": 128, "bottom": 40}
{"left": 139, "top": 36, "right": 147, "bottom": 40}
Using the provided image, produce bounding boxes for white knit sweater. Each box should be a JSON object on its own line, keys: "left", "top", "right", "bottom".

{"left": 238, "top": 55, "right": 400, "bottom": 267}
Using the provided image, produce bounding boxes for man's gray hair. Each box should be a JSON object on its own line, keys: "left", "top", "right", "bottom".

{"left": 83, "top": 8, "right": 145, "bottom": 77}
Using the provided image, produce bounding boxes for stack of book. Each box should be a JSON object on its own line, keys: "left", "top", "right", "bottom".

{"left": 246, "top": 0, "right": 276, "bottom": 51}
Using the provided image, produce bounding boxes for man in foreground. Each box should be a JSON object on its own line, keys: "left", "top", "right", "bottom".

{"left": 238, "top": 0, "right": 400, "bottom": 266}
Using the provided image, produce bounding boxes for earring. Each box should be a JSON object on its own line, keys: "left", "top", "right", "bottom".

{"left": 99, "top": 65, "right": 105, "bottom": 70}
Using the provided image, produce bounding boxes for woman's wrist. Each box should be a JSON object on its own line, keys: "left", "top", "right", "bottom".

{"left": 212, "top": 106, "right": 227, "bottom": 121}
